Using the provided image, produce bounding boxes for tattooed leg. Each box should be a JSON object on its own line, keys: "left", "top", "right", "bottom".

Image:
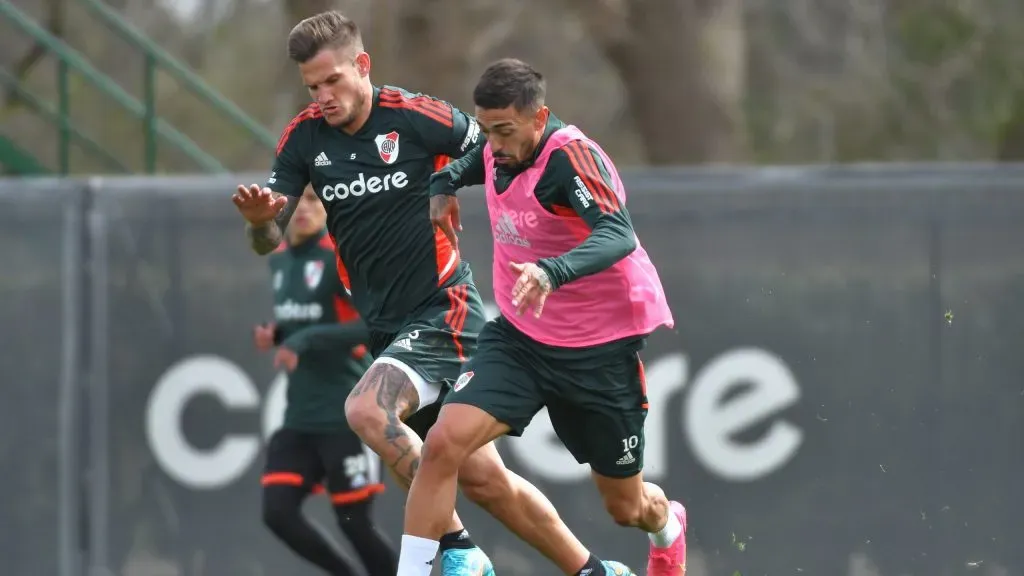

{"left": 344, "top": 363, "right": 465, "bottom": 533}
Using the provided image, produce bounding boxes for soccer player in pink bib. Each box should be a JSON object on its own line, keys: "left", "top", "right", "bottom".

{"left": 398, "top": 58, "right": 687, "bottom": 576}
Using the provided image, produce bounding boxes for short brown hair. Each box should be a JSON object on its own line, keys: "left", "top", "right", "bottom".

{"left": 287, "top": 11, "right": 363, "bottom": 63}
{"left": 473, "top": 58, "right": 546, "bottom": 112}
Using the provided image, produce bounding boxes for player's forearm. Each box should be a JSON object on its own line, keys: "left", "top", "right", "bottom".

{"left": 283, "top": 322, "right": 369, "bottom": 354}
{"left": 245, "top": 220, "right": 284, "bottom": 255}
{"left": 429, "top": 145, "right": 485, "bottom": 197}
{"left": 245, "top": 194, "right": 300, "bottom": 255}
{"left": 537, "top": 222, "right": 637, "bottom": 289}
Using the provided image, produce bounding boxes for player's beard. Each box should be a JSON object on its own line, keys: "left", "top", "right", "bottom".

{"left": 501, "top": 138, "right": 540, "bottom": 169}
{"left": 334, "top": 89, "right": 368, "bottom": 130}
{"left": 496, "top": 144, "right": 531, "bottom": 168}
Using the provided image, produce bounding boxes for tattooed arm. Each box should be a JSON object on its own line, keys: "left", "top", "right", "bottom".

{"left": 241, "top": 109, "right": 314, "bottom": 255}
{"left": 244, "top": 193, "right": 300, "bottom": 255}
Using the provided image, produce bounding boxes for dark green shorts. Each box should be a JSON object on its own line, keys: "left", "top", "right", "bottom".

{"left": 368, "top": 282, "right": 486, "bottom": 437}
{"left": 446, "top": 317, "right": 649, "bottom": 478}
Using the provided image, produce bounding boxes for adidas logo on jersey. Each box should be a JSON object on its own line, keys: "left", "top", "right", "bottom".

{"left": 314, "top": 152, "right": 331, "bottom": 167}
{"left": 616, "top": 451, "right": 636, "bottom": 466}
{"left": 393, "top": 337, "right": 413, "bottom": 351}
{"left": 494, "top": 211, "right": 531, "bottom": 247}
{"left": 321, "top": 170, "right": 409, "bottom": 202}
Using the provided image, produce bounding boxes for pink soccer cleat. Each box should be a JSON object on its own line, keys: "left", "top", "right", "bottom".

{"left": 647, "top": 501, "right": 687, "bottom": 575}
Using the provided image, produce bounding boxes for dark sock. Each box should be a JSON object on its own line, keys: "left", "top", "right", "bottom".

{"left": 575, "top": 553, "right": 604, "bottom": 575}
{"left": 438, "top": 528, "right": 476, "bottom": 551}
{"left": 262, "top": 487, "right": 357, "bottom": 576}
{"left": 336, "top": 500, "right": 398, "bottom": 575}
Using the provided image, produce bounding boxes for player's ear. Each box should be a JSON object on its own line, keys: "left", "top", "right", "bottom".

{"left": 355, "top": 52, "right": 371, "bottom": 77}
{"left": 533, "top": 105, "right": 549, "bottom": 130}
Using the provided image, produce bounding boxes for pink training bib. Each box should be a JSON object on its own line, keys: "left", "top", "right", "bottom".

{"left": 484, "top": 125, "right": 674, "bottom": 347}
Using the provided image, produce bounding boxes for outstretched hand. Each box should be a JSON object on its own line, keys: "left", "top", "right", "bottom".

{"left": 232, "top": 184, "right": 288, "bottom": 224}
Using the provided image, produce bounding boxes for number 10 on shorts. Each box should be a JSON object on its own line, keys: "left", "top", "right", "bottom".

{"left": 621, "top": 435, "right": 639, "bottom": 452}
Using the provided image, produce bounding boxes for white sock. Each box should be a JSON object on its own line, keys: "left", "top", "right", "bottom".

{"left": 648, "top": 508, "right": 682, "bottom": 548}
{"left": 397, "top": 534, "right": 440, "bottom": 576}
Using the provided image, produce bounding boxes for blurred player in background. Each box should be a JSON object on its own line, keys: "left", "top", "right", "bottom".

{"left": 233, "top": 10, "right": 639, "bottom": 576}
{"left": 255, "top": 184, "right": 396, "bottom": 576}
{"left": 402, "top": 59, "right": 687, "bottom": 576}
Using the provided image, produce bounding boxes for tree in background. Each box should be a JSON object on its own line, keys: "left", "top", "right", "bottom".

{"left": 561, "top": 0, "right": 748, "bottom": 164}
{"left": 2, "top": 0, "right": 1024, "bottom": 171}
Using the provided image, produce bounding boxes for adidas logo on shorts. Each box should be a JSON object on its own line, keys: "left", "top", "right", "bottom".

{"left": 314, "top": 152, "right": 331, "bottom": 167}
{"left": 393, "top": 338, "right": 413, "bottom": 351}
{"left": 616, "top": 451, "right": 636, "bottom": 466}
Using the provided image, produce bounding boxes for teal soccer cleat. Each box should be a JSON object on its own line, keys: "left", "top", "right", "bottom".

{"left": 601, "top": 560, "right": 636, "bottom": 575}
{"left": 440, "top": 546, "right": 496, "bottom": 576}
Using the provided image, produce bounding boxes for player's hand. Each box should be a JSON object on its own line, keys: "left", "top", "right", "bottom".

{"left": 232, "top": 184, "right": 288, "bottom": 225}
{"left": 273, "top": 346, "right": 299, "bottom": 372}
{"left": 430, "top": 194, "right": 462, "bottom": 250}
{"left": 510, "top": 261, "right": 552, "bottom": 318}
{"left": 253, "top": 323, "right": 276, "bottom": 351}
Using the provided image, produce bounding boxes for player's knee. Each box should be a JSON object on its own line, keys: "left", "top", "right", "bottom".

{"left": 421, "top": 421, "right": 472, "bottom": 471}
{"left": 344, "top": 394, "right": 383, "bottom": 441}
{"left": 602, "top": 493, "right": 644, "bottom": 527}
